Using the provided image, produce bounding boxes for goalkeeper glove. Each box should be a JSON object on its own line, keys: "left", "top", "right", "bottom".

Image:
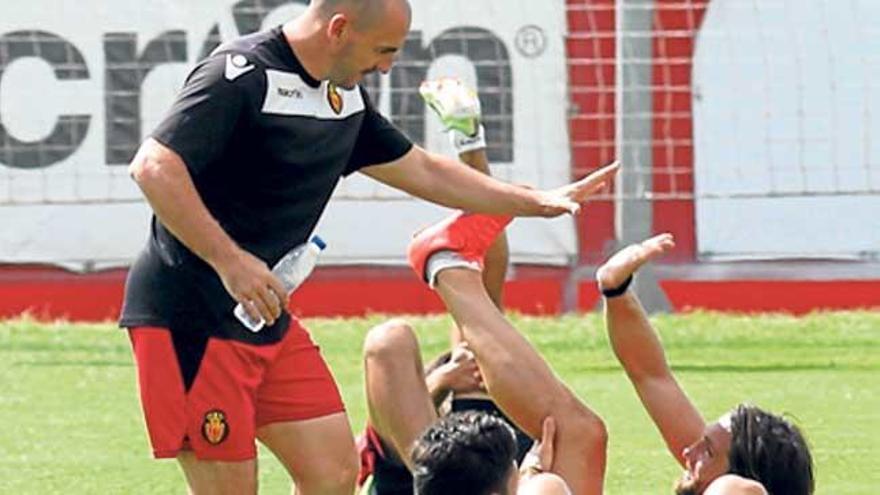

{"left": 419, "top": 78, "right": 487, "bottom": 154}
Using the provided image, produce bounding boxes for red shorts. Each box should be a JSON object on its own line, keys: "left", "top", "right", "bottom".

{"left": 128, "top": 319, "right": 345, "bottom": 461}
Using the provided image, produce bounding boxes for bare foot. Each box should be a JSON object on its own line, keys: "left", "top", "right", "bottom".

{"left": 596, "top": 234, "right": 675, "bottom": 291}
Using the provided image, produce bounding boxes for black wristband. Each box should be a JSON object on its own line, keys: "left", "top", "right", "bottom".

{"left": 601, "top": 274, "right": 633, "bottom": 298}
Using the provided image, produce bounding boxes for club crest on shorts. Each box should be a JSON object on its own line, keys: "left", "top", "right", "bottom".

{"left": 202, "top": 410, "right": 230, "bottom": 445}
{"left": 327, "top": 83, "right": 344, "bottom": 115}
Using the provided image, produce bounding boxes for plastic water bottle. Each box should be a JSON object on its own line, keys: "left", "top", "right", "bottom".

{"left": 234, "top": 236, "right": 327, "bottom": 332}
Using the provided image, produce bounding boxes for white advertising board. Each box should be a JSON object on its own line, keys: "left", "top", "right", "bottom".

{"left": 0, "top": 0, "right": 575, "bottom": 270}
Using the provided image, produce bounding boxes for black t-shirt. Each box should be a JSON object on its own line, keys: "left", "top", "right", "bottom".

{"left": 119, "top": 27, "right": 412, "bottom": 343}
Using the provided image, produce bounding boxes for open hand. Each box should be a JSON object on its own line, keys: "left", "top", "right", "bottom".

{"left": 535, "top": 161, "right": 619, "bottom": 217}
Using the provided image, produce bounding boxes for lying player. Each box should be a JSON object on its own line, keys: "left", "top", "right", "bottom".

{"left": 597, "top": 234, "right": 815, "bottom": 495}
{"left": 360, "top": 321, "right": 563, "bottom": 494}
{"left": 398, "top": 212, "right": 609, "bottom": 494}
{"left": 358, "top": 331, "right": 531, "bottom": 493}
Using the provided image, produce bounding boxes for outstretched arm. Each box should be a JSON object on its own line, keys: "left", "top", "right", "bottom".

{"left": 597, "top": 234, "right": 705, "bottom": 466}
{"left": 361, "top": 147, "right": 618, "bottom": 218}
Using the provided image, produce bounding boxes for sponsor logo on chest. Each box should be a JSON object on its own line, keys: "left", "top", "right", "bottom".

{"left": 262, "top": 70, "right": 364, "bottom": 119}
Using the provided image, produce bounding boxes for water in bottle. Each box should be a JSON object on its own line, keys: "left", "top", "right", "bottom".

{"left": 234, "top": 236, "right": 327, "bottom": 332}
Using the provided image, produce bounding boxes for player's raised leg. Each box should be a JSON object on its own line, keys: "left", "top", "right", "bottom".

{"left": 407, "top": 213, "right": 608, "bottom": 495}
{"left": 433, "top": 269, "right": 606, "bottom": 495}
{"left": 420, "top": 77, "right": 509, "bottom": 310}
{"left": 362, "top": 319, "right": 439, "bottom": 470}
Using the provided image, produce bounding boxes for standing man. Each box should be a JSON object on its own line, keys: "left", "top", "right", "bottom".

{"left": 119, "top": 1, "right": 619, "bottom": 494}
{"left": 596, "top": 234, "right": 814, "bottom": 494}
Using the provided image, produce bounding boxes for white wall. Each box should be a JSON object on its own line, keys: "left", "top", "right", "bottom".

{"left": 693, "top": 0, "right": 880, "bottom": 260}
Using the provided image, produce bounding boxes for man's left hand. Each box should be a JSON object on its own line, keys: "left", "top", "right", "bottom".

{"left": 534, "top": 161, "right": 619, "bottom": 217}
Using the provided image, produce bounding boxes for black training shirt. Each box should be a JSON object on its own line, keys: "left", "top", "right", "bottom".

{"left": 120, "top": 27, "right": 412, "bottom": 344}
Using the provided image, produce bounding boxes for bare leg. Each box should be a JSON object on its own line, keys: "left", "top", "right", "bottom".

{"left": 363, "top": 319, "right": 438, "bottom": 469}
{"left": 256, "top": 413, "right": 358, "bottom": 495}
{"left": 451, "top": 147, "right": 508, "bottom": 345}
{"left": 434, "top": 268, "right": 607, "bottom": 495}
{"left": 177, "top": 454, "right": 257, "bottom": 495}
{"left": 449, "top": 232, "right": 508, "bottom": 372}
{"left": 482, "top": 233, "right": 509, "bottom": 309}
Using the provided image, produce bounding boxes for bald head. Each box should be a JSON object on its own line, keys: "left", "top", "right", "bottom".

{"left": 313, "top": 0, "right": 411, "bottom": 31}
{"left": 291, "top": 0, "right": 410, "bottom": 88}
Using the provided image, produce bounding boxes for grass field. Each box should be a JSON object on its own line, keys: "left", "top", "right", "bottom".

{"left": 1, "top": 311, "right": 878, "bottom": 494}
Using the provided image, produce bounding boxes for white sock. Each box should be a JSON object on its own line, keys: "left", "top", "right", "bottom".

{"left": 425, "top": 250, "right": 481, "bottom": 289}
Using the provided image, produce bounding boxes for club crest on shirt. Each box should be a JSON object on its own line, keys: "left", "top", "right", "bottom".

{"left": 202, "top": 410, "right": 230, "bottom": 445}
{"left": 327, "top": 83, "right": 344, "bottom": 115}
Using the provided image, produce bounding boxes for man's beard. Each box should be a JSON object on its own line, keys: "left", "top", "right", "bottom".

{"left": 673, "top": 472, "right": 700, "bottom": 495}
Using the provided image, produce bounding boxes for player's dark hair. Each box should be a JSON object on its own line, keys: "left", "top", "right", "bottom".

{"left": 412, "top": 411, "right": 517, "bottom": 495}
{"left": 727, "top": 404, "right": 814, "bottom": 495}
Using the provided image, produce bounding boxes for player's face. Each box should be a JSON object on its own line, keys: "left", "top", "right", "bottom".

{"left": 673, "top": 419, "right": 732, "bottom": 495}
{"left": 331, "top": 7, "right": 409, "bottom": 89}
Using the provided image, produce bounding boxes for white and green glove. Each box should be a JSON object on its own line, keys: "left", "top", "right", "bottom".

{"left": 419, "top": 78, "right": 487, "bottom": 154}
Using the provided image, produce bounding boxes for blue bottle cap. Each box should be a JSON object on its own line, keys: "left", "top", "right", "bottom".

{"left": 310, "top": 235, "right": 327, "bottom": 250}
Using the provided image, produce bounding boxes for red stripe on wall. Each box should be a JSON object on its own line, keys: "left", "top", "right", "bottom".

{"left": 650, "top": 0, "right": 710, "bottom": 261}
{"left": 3, "top": 265, "right": 876, "bottom": 322}
{"left": 578, "top": 279, "right": 880, "bottom": 314}
{"left": 0, "top": 266, "right": 128, "bottom": 321}
{"left": 661, "top": 280, "right": 880, "bottom": 315}
{"left": 0, "top": 266, "right": 568, "bottom": 321}
{"left": 566, "top": 0, "right": 617, "bottom": 263}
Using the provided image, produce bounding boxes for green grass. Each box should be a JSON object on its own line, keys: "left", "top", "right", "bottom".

{"left": 1, "top": 311, "right": 878, "bottom": 494}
